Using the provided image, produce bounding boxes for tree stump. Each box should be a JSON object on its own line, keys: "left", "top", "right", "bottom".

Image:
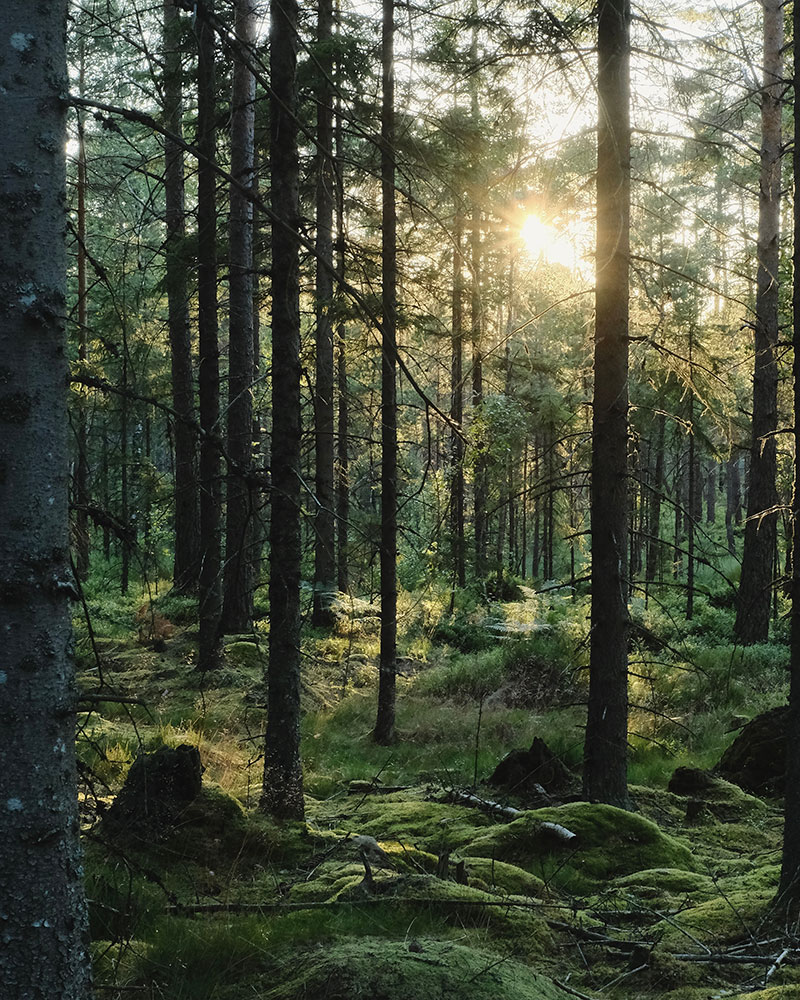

{"left": 103, "top": 743, "right": 204, "bottom": 839}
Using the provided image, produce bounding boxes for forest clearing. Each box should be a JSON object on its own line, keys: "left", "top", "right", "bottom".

{"left": 6, "top": 0, "right": 800, "bottom": 997}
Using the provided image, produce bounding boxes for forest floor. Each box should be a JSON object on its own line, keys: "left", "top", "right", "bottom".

{"left": 77, "top": 580, "right": 800, "bottom": 1000}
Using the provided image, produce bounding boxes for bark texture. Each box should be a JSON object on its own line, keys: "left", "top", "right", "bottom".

{"left": 262, "top": 0, "right": 305, "bottom": 818}
{"left": 163, "top": 0, "right": 200, "bottom": 594}
{"left": 312, "top": 0, "right": 337, "bottom": 626}
{"left": 583, "top": 0, "right": 631, "bottom": 808}
{"left": 734, "top": 0, "right": 783, "bottom": 645}
{"left": 375, "top": 0, "right": 398, "bottom": 744}
{"left": 222, "top": 0, "right": 257, "bottom": 633}
{"left": 780, "top": 0, "right": 800, "bottom": 903}
{"left": 196, "top": 2, "right": 223, "bottom": 670}
{"left": 0, "top": 4, "right": 92, "bottom": 995}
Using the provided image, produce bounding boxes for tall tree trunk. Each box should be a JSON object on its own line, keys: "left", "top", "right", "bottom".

{"left": 164, "top": 0, "right": 200, "bottom": 595}
{"left": 1, "top": 2, "right": 91, "bottom": 992}
{"left": 222, "top": 0, "right": 257, "bottom": 633}
{"left": 646, "top": 412, "right": 665, "bottom": 586}
{"left": 196, "top": 3, "right": 223, "bottom": 671}
{"left": 312, "top": 0, "right": 337, "bottom": 626}
{"left": 74, "top": 43, "right": 90, "bottom": 582}
{"left": 120, "top": 335, "right": 130, "bottom": 594}
{"left": 335, "top": 72, "right": 350, "bottom": 595}
{"left": 583, "top": 0, "right": 631, "bottom": 808}
{"left": 374, "top": 0, "right": 398, "bottom": 745}
{"left": 261, "top": 0, "right": 305, "bottom": 818}
{"left": 779, "top": 0, "right": 800, "bottom": 902}
{"left": 735, "top": 0, "right": 783, "bottom": 644}
{"left": 450, "top": 204, "right": 466, "bottom": 590}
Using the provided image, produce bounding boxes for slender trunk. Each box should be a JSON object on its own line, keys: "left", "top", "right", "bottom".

{"left": 335, "top": 71, "right": 350, "bottom": 594}
{"left": 222, "top": 0, "right": 257, "bottom": 633}
{"left": 312, "top": 0, "right": 337, "bottom": 626}
{"left": 646, "top": 413, "right": 665, "bottom": 585}
{"left": 725, "top": 455, "right": 738, "bottom": 555}
{"left": 196, "top": 4, "right": 223, "bottom": 670}
{"left": 74, "top": 46, "right": 90, "bottom": 582}
{"left": 374, "top": 0, "right": 398, "bottom": 745}
{"left": 1, "top": 3, "right": 92, "bottom": 991}
{"left": 120, "top": 340, "right": 130, "bottom": 595}
{"left": 583, "top": 0, "right": 631, "bottom": 808}
{"left": 779, "top": 0, "right": 800, "bottom": 899}
{"left": 450, "top": 205, "right": 466, "bottom": 590}
{"left": 164, "top": 0, "right": 200, "bottom": 594}
{"left": 735, "top": 0, "right": 782, "bottom": 644}
{"left": 261, "top": 0, "right": 305, "bottom": 818}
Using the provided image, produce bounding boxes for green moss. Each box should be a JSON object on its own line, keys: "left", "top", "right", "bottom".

{"left": 462, "top": 802, "right": 695, "bottom": 894}
{"left": 599, "top": 867, "right": 716, "bottom": 911}
{"left": 464, "top": 857, "right": 546, "bottom": 897}
{"left": 224, "top": 640, "right": 266, "bottom": 672}
{"left": 655, "top": 864, "right": 779, "bottom": 950}
{"left": 310, "top": 790, "right": 492, "bottom": 853}
{"left": 224, "top": 937, "right": 568, "bottom": 1000}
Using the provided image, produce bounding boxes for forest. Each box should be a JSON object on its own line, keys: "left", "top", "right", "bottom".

{"left": 6, "top": 0, "right": 800, "bottom": 997}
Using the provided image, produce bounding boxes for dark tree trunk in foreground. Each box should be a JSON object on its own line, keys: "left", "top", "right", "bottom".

{"left": 779, "top": 0, "right": 800, "bottom": 905}
{"left": 312, "top": 0, "right": 337, "bottom": 626}
{"left": 0, "top": 2, "right": 92, "bottom": 994}
{"left": 261, "top": 0, "right": 305, "bottom": 818}
{"left": 735, "top": 0, "right": 782, "bottom": 645}
{"left": 197, "top": 2, "right": 223, "bottom": 670}
{"left": 374, "top": 0, "right": 398, "bottom": 745}
{"left": 164, "top": 0, "right": 200, "bottom": 594}
{"left": 222, "top": 0, "right": 257, "bottom": 633}
{"left": 583, "top": 0, "right": 631, "bottom": 809}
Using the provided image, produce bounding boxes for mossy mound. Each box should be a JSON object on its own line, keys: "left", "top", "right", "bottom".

{"left": 734, "top": 988, "right": 800, "bottom": 999}
{"left": 667, "top": 767, "right": 770, "bottom": 823}
{"left": 224, "top": 640, "right": 266, "bottom": 671}
{"left": 592, "top": 867, "right": 716, "bottom": 912}
{"left": 654, "top": 863, "right": 779, "bottom": 950}
{"left": 227, "top": 937, "right": 569, "bottom": 1000}
{"left": 312, "top": 791, "right": 492, "bottom": 852}
{"left": 465, "top": 857, "right": 547, "bottom": 897}
{"left": 462, "top": 802, "right": 695, "bottom": 893}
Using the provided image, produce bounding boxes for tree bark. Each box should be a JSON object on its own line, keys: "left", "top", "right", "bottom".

{"left": 261, "top": 0, "right": 305, "bottom": 818}
{"left": 74, "top": 42, "right": 90, "bottom": 582}
{"left": 164, "top": 0, "right": 200, "bottom": 595}
{"left": 583, "top": 0, "right": 631, "bottom": 808}
{"left": 735, "top": 0, "right": 782, "bottom": 645}
{"left": 779, "top": 0, "right": 800, "bottom": 902}
{"left": 450, "top": 204, "right": 466, "bottom": 590}
{"left": 0, "top": 3, "right": 92, "bottom": 994}
{"left": 222, "top": 0, "right": 257, "bottom": 633}
{"left": 374, "top": 0, "right": 398, "bottom": 745}
{"left": 312, "top": 0, "right": 338, "bottom": 627}
{"left": 196, "top": 2, "right": 223, "bottom": 670}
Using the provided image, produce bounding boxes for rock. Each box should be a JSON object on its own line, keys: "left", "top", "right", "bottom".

{"left": 715, "top": 706, "right": 788, "bottom": 796}
{"left": 488, "top": 736, "right": 574, "bottom": 796}
{"left": 104, "top": 743, "right": 204, "bottom": 839}
{"left": 667, "top": 766, "right": 718, "bottom": 796}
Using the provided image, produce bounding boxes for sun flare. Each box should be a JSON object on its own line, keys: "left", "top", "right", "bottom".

{"left": 521, "top": 213, "right": 587, "bottom": 271}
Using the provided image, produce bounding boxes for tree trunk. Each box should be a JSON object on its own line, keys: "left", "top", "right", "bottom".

{"left": 261, "top": 0, "right": 305, "bottom": 818}
{"left": 164, "top": 0, "right": 200, "bottom": 595}
{"left": 583, "top": 0, "right": 631, "bottom": 808}
{"left": 734, "top": 0, "right": 782, "bottom": 644}
{"left": 779, "top": 0, "right": 800, "bottom": 902}
{"left": 725, "top": 455, "right": 738, "bottom": 555}
{"left": 0, "top": 2, "right": 92, "bottom": 992}
{"left": 312, "top": 0, "right": 338, "bottom": 627}
{"left": 335, "top": 77, "right": 350, "bottom": 595}
{"left": 74, "top": 43, "right": 90, "bottom": 582}
{"left": 196, "top": 2, "right": 223, "bottom": 671}
{"left": 374, "top": 0, "right": 398, "bottom": 745}
{"left": 450, "top": 204, "right": 466, "bottom": 590}
{"left": 222, "top": 0, "right": 257, "bottom": 634}
{"left": 646, "top": 412, "right": 665, "bottom": 586}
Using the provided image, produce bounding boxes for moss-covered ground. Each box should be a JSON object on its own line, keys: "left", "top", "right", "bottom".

{"left": 78, "top": 584, "right": 800, "bottom": 1000}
